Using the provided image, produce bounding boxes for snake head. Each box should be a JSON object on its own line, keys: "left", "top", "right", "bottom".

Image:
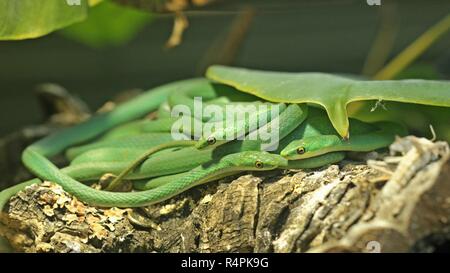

{"left": 195, "top": 135, "right": 217, "bottom": 149}
{"left": 280, "top": 135, "right": 340, "bottom": 160}
{"left": 196, "top": 132, "right": 228, "bottom": 149}
{"left": 223, "top": 151, "right": 288, "bottom": 170}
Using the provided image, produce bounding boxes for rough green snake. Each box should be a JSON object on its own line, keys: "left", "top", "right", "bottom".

{"left": 0, "top": 78, "right": 405, "bottom": 209}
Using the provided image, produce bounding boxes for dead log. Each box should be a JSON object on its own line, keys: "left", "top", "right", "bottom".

{"left": 1, "top": 136, "right": 449, "bottom": 253}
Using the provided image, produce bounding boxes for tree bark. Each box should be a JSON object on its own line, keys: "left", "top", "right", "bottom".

{"left": 1, "top": 135, "right": 449, "bottom": 253}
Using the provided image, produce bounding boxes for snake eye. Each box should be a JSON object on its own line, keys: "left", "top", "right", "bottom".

{"left": 255, "top": 160, "right": 264, "bottom": 169}
{"left": 297, "top": 147, "right": 306, "bottom": 154}
{"left": 207, "top": 136, "right": 216, "bottom": 145}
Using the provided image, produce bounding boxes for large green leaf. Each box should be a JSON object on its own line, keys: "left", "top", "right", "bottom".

{"left": 206, "top": 65, "right": 450, "bottom": 138}
{"left": 0, "top": 0, "right": 89, "bottom": 40}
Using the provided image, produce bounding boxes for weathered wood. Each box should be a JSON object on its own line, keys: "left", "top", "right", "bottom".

{"left": 1, "top": 136, "right": 448, "bottom": 253}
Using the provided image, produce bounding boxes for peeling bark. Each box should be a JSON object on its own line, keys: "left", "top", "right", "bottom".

{"left": 1, "top": 136, "right": 449, "bottom": 253}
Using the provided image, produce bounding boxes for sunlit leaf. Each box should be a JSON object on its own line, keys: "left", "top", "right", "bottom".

{"left": 88, "top": 0, "right": 104, "bottom": 6}
{"left": 0, "top": 0, "right": 88, "bottom": 40}
{"left": 61, "top": 1, "right": 153, "bottom": 48}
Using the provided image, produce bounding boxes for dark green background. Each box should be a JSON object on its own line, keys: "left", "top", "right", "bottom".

{"left": 0, "top": 0, "right": 449, "bottom": 136}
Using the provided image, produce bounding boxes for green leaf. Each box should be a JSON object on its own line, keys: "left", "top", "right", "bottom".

{"left": 88, "top": 0, "right": 104, "bottom": 6}
{"left": 206, "top": 65, "right": 450, "bottom": 138}
{"left": 0, "top": 0, "right": 88, "bottom": 40}
{"left": 61, "top": 1, "right": 153, "bottom": 48}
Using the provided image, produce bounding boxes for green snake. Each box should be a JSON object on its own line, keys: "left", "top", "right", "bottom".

{"left": 0, "top": 78, "right": 405, "bottom": 209}
{"left": 280, "top": 110, "right": 408, "bottom": 159}
{"left": 105, "top": 103, "right": 306, "bottom": 190}
{"left": 133, "top": 152, "right": 345, "bottom": 191}
{"left": 20, "top": 150, "right": 287, "bottom": 207}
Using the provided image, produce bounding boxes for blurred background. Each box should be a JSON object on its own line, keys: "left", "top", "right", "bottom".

{"left": 0, "top": 0, "right": 449, "bottom": 136}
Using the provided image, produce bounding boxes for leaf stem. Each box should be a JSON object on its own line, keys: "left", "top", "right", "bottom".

{"left": 374, "top": 13, "right": 450, "bottom": 80}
